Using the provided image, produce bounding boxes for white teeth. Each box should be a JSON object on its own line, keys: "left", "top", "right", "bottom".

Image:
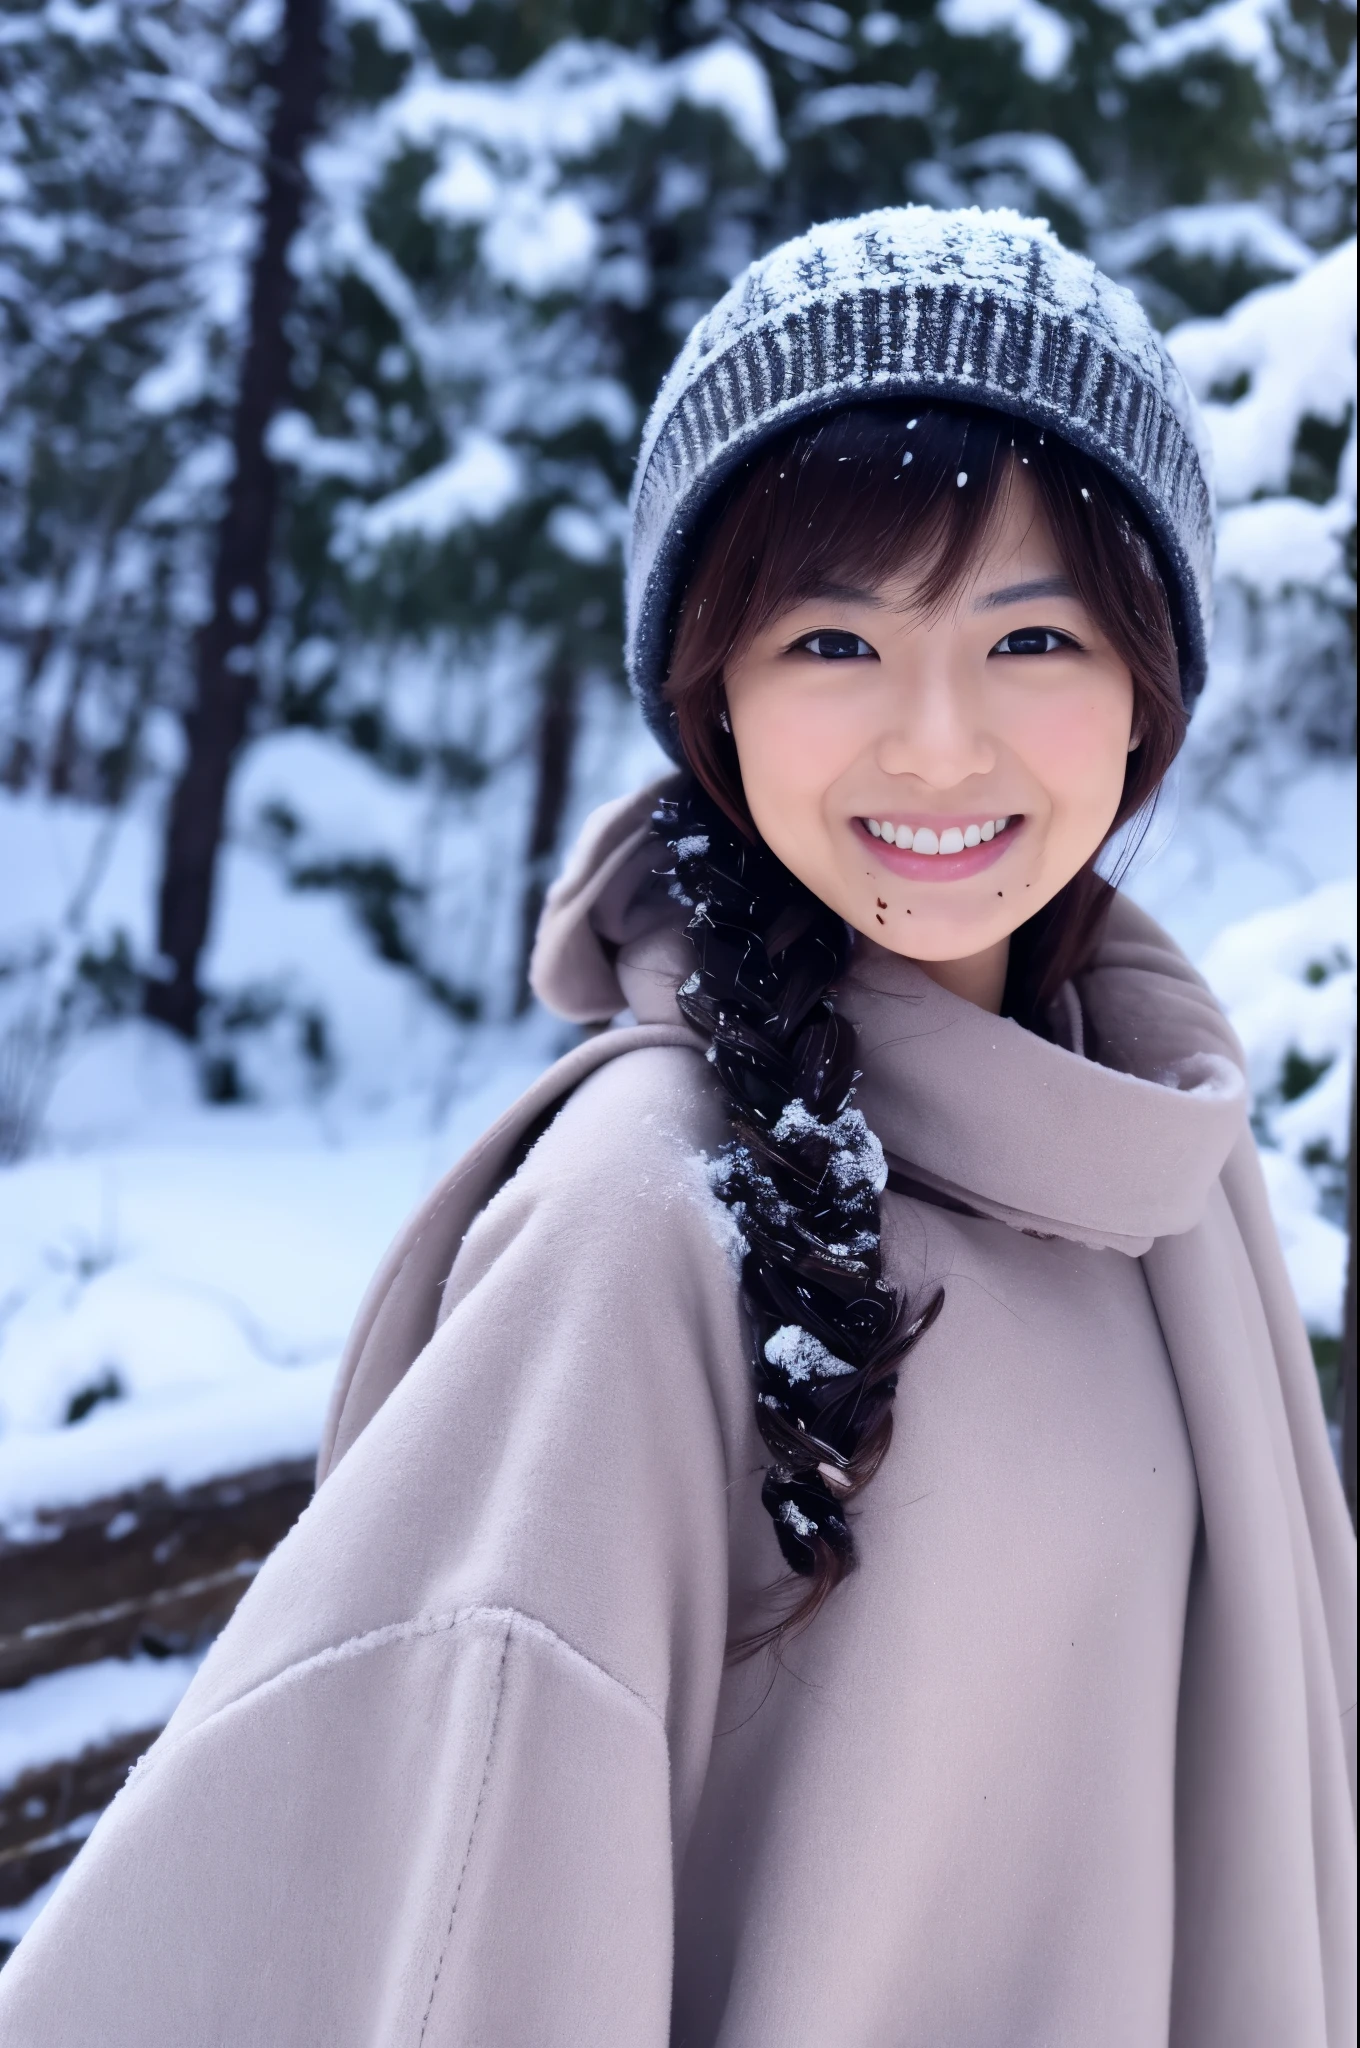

{"left": 868, "top": 817, "right": 1012, "bottom": 853}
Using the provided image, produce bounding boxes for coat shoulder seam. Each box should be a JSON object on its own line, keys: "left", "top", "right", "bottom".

{"left": 134, "top": 1600, "right": 667, "bottom": 1787}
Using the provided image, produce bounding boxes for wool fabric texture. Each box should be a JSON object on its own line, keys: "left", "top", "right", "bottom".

{"left": 1, "top": 784, "right": 1352, "bottom": 2048}
{"left": 627, "top": 204, "right": 1215, "bottom": 752}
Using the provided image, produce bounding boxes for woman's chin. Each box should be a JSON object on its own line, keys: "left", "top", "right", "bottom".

{"left": 850, "top": 908, "right": 1011, "bottom": 960}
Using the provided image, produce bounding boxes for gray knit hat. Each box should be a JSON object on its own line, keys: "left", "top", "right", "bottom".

{"left": 626, "top": 205, "right": 1214, "bottom": 759}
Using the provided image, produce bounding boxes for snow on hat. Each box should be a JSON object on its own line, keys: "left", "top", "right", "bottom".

{"left": 626, "top": 204, "right": 1215, "bottom": 760}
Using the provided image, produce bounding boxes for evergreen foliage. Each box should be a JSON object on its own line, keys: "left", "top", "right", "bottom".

{"left": 0, "top": 0, "right": 267, "bottom": 801}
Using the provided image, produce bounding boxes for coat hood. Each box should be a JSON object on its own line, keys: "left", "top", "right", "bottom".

{"left": 531, "top": 781, "right": 1248, "bottom": 1256}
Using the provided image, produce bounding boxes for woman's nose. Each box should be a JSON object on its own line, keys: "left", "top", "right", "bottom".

{"left": 873, "top": 670, "right": 995, "bottom": 786}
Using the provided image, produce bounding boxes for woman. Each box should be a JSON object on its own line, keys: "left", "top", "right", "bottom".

{"left": 2, "top": 207, "right": 1353, "bottom": 2047}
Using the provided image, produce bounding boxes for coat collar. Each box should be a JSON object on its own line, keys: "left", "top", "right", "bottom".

{"left": 839, "top": 931, "right": 1244, "bottom": 1253}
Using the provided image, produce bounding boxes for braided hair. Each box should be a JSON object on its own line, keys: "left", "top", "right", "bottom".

{"left": 657, "top": 778, "right": 942, "bottom": 1649}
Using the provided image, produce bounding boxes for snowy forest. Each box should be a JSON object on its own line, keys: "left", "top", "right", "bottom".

{"left": 0, "top": 0, "right": 1356, "bottom": 1946}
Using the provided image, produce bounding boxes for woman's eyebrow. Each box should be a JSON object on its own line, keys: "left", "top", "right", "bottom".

{"left": 797, "top": 579, "right": 886, "bottom": 607}
{"left": 974, "top": 575, "right": 1077, "bottom": 611}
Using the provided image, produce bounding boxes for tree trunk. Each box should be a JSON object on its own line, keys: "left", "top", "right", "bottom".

{"left": 514, "top": 655, "right": 580, "bottom": 1013}
{"left": 655, "top": 0, "right": 690, "bottom": 59}
{"left": 1340, "top": 1050, "right": 1357, "bottom": 1528}
{"left": 48, "top": 644, "right": 92, "bottom": 798}
{"left": 0, "top": 622, "right": 54, "bottom": 792}
{"left": 146, "top": 0, "right": 327, "bottom": 1037}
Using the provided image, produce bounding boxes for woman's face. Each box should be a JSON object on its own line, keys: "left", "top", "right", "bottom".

{"left": 723, "top": 467, "right": 1136, "bottom": 1007}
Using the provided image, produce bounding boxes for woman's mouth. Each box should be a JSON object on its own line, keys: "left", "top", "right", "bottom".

{"left": 854, "top": 814, "right": 1021, "bottom": 880}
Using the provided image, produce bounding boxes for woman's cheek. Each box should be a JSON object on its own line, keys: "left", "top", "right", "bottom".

{"left": 737, "top": 683, "right": 858, "bottom": 810}
{"left": 1011, "top": 680, "right": 1131, "bottom": 831}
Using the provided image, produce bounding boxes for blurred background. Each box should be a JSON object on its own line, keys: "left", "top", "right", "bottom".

{"left": 0, "top": 0, "right": 1355, "bottom": 1951}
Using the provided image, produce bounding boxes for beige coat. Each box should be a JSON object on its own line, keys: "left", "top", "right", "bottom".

{"left": 1, "top": 785, "right": 1353, "bottom": 2047}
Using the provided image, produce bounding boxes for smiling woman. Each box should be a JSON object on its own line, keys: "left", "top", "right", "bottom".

{"left": 732, "top": 498, "right": 1136, "bottom": 979}
{"left": 0, "top": 207, "right": 1351, "bottom": 2048}
{"left": 653, "top": 400, "right": 1195, "bottom": 1627}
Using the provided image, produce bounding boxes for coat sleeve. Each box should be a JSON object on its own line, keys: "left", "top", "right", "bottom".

{"left": 0, "top": 1046, "right": 751, "bottom": 2048}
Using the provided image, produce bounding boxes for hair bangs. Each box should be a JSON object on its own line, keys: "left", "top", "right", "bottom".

{"left": 687, "top": 407, "right": 1025, "bottom": 679}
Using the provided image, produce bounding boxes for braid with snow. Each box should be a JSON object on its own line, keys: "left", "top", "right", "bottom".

{"left": 657, "top": 780, "right": 942, "bottom": 1647}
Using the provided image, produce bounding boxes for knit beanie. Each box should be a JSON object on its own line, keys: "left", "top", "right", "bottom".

{"left": 626, "top": 205, "right": 1214, "bottom": 760}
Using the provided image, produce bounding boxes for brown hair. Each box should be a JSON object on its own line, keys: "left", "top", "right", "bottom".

{"left": 654, "top": 403, "right": 1187, "bottom": 1653}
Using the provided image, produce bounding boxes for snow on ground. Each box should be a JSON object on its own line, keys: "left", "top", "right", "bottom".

{"left": 0, "top": 1020, "right": 559, "bottom": 1532}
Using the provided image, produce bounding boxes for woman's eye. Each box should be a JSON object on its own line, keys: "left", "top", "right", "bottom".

{"left": 798, "top": 630, "right": 877, "bottom": 660}
{"left": 990, "top": 626, "right": 1075, "bottom": 657}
